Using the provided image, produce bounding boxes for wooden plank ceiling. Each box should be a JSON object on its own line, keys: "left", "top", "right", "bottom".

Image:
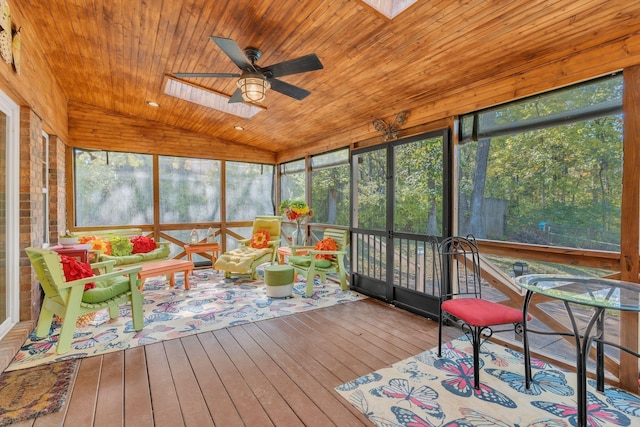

{"left": 18, "top": 0, "right": 640, "bottom": 156}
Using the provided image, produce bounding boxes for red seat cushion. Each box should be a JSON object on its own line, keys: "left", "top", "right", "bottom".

{"left": 442, "top": 298, "right": 529, "bottom": 327}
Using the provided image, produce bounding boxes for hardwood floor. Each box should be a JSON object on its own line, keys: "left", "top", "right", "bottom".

{"left": 12, "top": 298, "right": 461, "bottom": 427}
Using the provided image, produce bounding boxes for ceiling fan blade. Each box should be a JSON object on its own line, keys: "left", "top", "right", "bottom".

{"left": 268, "top": 78, "right": 311, "bottom": 100}
{"left": 262, "top": 53, "right": 323, "bottom": 78}
{"left": 228, "top": 88, "right": 244, "bottom": 103}
{"left": 173, "top": 72, "right": 240, "bottom": 78}
{"left": 210, "top": 36, "right": 254, "bottom": 71}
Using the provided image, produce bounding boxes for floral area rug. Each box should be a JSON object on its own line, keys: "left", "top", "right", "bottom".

{"left": 8, "top": 269, "right": 365, "bottom": 371}
{"left": 0, "top": 359, "right": 76, "bottom": 425}
{"left": 336, "top": 337, "right": 640, "bottom": 426}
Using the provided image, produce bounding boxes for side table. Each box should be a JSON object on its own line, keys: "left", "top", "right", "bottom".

{"left": 184, "top": 242, "right": 221, "bottom": 270}
{"left": 50, "top": 244, "right": 92, "bottom": 263}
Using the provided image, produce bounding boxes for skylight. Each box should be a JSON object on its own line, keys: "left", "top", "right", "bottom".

{"left": 164, "top": 78, "right": 265, "bottom": 119}
{"left": 361, "top": 0, "right": 418, "bottom": 19}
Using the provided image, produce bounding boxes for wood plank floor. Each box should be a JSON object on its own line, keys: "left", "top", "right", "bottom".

{"left": 12, "top": 298, "right": 461, "bottom": 427}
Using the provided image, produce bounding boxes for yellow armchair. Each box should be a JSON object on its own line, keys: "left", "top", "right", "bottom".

{"left": 214, "top": 216, "right": 282, "bottom": 279}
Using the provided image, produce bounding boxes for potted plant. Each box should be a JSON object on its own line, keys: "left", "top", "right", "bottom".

{"left": 58, "top": 230, "right": 78, "bottom": 247}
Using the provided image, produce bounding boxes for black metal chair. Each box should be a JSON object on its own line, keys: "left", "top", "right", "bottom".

{"left": 431, "top": 235, "right": 528, "bottom": 389}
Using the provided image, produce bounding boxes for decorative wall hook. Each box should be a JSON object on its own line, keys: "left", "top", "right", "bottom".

{"left": 373, "top": 110, "right": 408, "bottom": 141}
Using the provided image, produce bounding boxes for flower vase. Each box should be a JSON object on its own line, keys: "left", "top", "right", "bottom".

{"left": 292, "top": 219, "right": 306, "bottom": 246}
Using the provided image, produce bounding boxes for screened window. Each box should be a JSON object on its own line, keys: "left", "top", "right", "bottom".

{"left": 394, "top": 136, "right": 444, "bottom": 235}
{"left": 159, "top": 156, "right": 221, "bottom": 223}
{"left": 457, "top": 74, "right": 623, "bottom": 250}
{"left": 353, "top": 147, "right": 387, "bottom": 231}
{"left": 74, "top": 149, "right": 153, "bottom": 226}
{"left": 311, "top": 148, "right": 350, "bottom": 225}
{"left": 226, "top": 161, "right": 275, "bottom": 221}
{"left": 280, "top": 159, "right": 305, "bottom": 203}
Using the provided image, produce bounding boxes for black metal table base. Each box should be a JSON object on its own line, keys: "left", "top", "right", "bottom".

{"left": 522, "top": 290, "right": 605, "bottom": 427}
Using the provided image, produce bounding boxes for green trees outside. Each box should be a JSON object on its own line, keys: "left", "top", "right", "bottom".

{"left": 458, "top": 75, "right": 623, "bottom": 250}
{"left": 159, "top": 156, "right": 221, "bottom": 223}
{"left": 225, "top": 161, "right": 275, "bottom": 220}
{"left": 74, "top": 150, "right": 153, "bottom": 226}
{"left": 311, "top": 165, "right": 350, "bottom": 225}
{"left": 353, "top": 148, "right": 387, "bottom": 230}
{"left": 74, "top": 76, "right": 622, "bottom": 253}
{"left": 74, "top": 151, "right": 274, "bottom": 227}
{"left": 282, "top": 150, "right": 350, "bottom": 227}
{"left": 393, "top": 136, "right": 443, "bottom": 235}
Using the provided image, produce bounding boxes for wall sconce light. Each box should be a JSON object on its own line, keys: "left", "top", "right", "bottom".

{"left": 237, "top": 73, "right": 270, "bottom": 103}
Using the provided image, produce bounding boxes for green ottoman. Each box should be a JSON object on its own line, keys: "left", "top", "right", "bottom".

{"left": 264, "top": 264, "right": 295, "bottom": 298}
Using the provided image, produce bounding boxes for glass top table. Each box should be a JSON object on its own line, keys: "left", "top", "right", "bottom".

{"left": 515, "top": 274, "right": 640, "bottom": 311}
{"left": 514, "top": 274, "right": 640, "bottom": 427}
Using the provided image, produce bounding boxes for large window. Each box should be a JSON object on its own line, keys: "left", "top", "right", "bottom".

{"left": 280, "top": 159, "right": 305, "bottom": 203}
{"left": 225, "top": 161, "right": 275, "bottom": 221}
{"left": 74, "top": 149, "right": 153, "bottom": 226}
{"left": 311, "top": 149, "right": 349, "bottom": 226}
{"left": 159, "top": 156, "right": 221, "bottom": 223}
{"left": 458, "top": 74, "right": 623, "bottom": 250}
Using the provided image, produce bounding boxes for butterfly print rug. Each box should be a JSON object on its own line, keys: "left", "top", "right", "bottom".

{"left": 336, "top": 337, "right": 640, "bottom": 426}
{"left": 8, "top": 269, "right": 365, "bottom": 371}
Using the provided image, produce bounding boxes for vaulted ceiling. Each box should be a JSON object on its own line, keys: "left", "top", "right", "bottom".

{"left": 20, "top": 0, "right": 640, "bottom": 157}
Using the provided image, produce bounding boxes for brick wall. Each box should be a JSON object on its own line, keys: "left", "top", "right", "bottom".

{"left": 49, "top": 135, "right": 66, "bottom": 241}
{"left": 18, "top": 107, "right": 44, "bottom": 322}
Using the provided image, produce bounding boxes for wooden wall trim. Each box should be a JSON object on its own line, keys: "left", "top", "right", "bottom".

{"left": 67, "top": 101, "right": 276, "bottom": 163}
{"left": 619, "top": 64, "right": 640, "bottom": 391}
{"left": 477, "top": 240, "right": 621, "bottom": 272}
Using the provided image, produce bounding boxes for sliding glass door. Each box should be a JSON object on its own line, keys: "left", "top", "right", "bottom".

{"left": 0, "top": 89, "right": 19, "bottom": 339}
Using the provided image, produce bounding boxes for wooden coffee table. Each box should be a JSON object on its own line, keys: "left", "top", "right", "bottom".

{"left": 138, "top": 259, "right": 194, "bottom": 290}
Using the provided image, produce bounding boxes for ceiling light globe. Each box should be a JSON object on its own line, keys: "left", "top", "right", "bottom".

{"left": 237, "top": 73, "right": 270, "bottom": 103}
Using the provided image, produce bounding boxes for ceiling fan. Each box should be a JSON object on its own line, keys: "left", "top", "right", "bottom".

{"left": 174, "top": 36, "right": 323, "bottom": 104}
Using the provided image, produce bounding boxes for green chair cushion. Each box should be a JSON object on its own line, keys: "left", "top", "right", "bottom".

{"left": 82, "top": 276, "right": 131, "bottom": 304}
{"left": 100, "top": 245, "right": 169, "bottom": 266}
{"left": 289, "top": 256, "right": 332, "bottom": 269}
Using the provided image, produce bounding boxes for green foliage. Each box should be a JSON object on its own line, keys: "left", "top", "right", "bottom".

{"left": 311, "top": 165, "right": 350, "bottom": 225}
{"left": 458, "top": 75, "right": 623, "bottom": 249}
{"left": 74, "top": 150, "right": 154, "bottom": 226}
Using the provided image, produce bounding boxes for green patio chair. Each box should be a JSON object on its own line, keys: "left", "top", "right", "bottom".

{"left": 25, "top": 247, "right": 144, "bottom": 354}
{"left": 288, "top": 228, "right": 349, "bottom": 297}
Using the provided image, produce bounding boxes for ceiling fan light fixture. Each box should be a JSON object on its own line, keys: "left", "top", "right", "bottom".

{"left": 237, "top": 73, "right": 270, "bottom": 103}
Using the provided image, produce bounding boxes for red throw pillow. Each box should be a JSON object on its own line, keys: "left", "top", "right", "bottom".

{"left": 251, "top": 229, "right": 271, "bottom": 249}
{"left": 314, "top": 237, "right": 337, "bottom": 259}
{"left": 130, "top": 235, "right": 157, "bottom": 254}
{"left": 59, "top": 254, "right": 95, "bottom": 291}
